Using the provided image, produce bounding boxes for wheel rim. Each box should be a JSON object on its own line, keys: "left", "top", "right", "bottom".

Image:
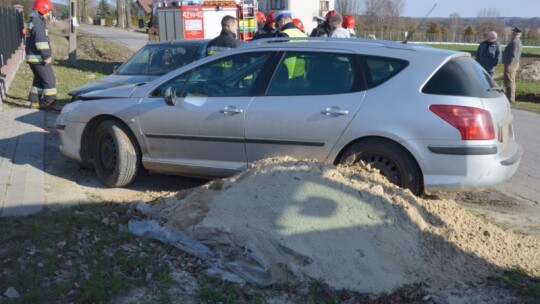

{"left": 98, "top": 133, "right": 117, "bottom": 175}
{"left": 360, "top": 154, "right": 402, "bottom": 185}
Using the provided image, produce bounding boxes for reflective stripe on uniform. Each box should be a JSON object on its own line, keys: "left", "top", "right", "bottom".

{"left": 42, "top": 88, "right": 57, "bottom": 95}
{"left": 25, "top": 55, "right": 44, "bottom": 63}
{"left": 207, "top": 46, "right": 232, "bottom": 55}
{"left": 31, "top": 86, "right": 42, "bottom": 94}
{"left": 36, "top": 42, "right": 50, "bottom": 50}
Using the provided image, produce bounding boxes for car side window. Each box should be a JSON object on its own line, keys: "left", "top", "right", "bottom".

{"left": 181, "top": 52, "right": 272, "bottom": 97}
{"left": 362, "top": 56, "right": 408, "bottom": 89}
{"left": 151, "top": 52, "right": 272, "bottom": 98}
{"left": 266, "top": 52, "right": 356, "bottom": 96}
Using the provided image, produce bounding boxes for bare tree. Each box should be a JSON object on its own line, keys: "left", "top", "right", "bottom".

{"left": 364, "top": 0, "right": 404, "bottom": 31}
{"left": 476, "top": 8, "right": 503, "bottom": 39}
{"left": 449, "top": 12, "right": 462, "bottom": 42}
{"left": 336, "top": 0, "right": 362, "bottom": 16}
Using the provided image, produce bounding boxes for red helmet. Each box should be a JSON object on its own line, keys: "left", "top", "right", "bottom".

{"left": 343, "top": 15, "right": 355, "bottom": 29}
{"left": 325, "top": 10, "right": 336, "bottom": 21}
{"left": 293, "top": 18, "right": 304, "bottom": 32}
{"left": 33, "top": 0, "right": 53, "bottom": 15}
{"left": 256, "top": 11, "right": 266, "bottom": 23}
{"left": 265, "top": 11, "right": 276, "bottom": 25}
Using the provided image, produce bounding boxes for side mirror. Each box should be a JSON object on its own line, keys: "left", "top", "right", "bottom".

{"left": 113, "top": 65, "right": 119, "bottom": 73}
{"left": 164, "top": 87, "right": 177, "bottom": 106}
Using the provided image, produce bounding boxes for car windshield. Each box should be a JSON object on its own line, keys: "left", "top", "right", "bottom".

{"left": 116, "top": 44, "right": 201, "bottom": 76}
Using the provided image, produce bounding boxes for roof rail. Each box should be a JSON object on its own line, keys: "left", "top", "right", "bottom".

{"left": 242, "top": 37, "right": 416, "bottom": 50}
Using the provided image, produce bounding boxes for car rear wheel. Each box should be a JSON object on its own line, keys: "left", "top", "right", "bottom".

{"left": 91, "top": 120, "right": 140, "bottom": 187}
{"left": 339, "top": 138, "right": 423, "bottom": 195}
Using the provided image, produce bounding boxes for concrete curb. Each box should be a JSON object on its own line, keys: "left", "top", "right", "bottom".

{"left": 0, "top": 45, "right": 25, "bottom": 108}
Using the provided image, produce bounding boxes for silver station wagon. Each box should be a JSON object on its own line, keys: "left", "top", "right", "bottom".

{"left": 56, "top": 38, "right": 522, "bottom": 195}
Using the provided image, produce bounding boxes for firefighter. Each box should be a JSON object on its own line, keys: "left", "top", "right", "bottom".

{"left": 275, "top": 11, "right": 307, "bottom": 38}
{"left": 310, "top": 10, "right": 335, "bottom": 37}
{"left": 255, "top": 11, "right": 266, "bottom": 28}
{"left": 252, "top": 11, "right": 277, "bottom": 40}
{"left": 274, "top": 11, "right": 307, "bottom": 81}
{"left": 343, "top": 15, "right": 357, "bottom": 38}
{"left": 26, "top": 0, "right": 57, "bottom": 109}
{"left": 206, "top": 15, "right": 244, "bottom": 56}
{"left": 292, "top": 18, "right": 306, "bottom": 35}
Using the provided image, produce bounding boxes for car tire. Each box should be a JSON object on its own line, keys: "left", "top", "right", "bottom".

{"left": 91, "top": 120, "right": 140, "bottom": 187}
{"left": 339, "top": 138, "right": 423, "bottom": 195}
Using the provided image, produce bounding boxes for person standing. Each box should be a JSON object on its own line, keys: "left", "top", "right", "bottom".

{"left": 25, "top": 0, "right": 57, "bottom": 109}
{"left": 343, "top": 15, "right": 357, "bottom": 38}
{"left": 502, "top": 27, "right": 523, "bottom": 103}
{"left": 253, "top": 11, "right": 277, "bottom": 40}
{"left": 274, "top": 11, "right": 307, "bottom": 38}
{"left": 328, "top": 13, "right": 350, "bottom": 38}
{"left": 310, "top": 10, "right": 335, "bottom": 37}
{"left": 476, "top": 31, "right": 501, "bottom": 77}
{"left": 206, "top": 15, "right": 244, "bottom": 56}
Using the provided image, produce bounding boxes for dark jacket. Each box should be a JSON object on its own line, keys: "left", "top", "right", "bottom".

{"left": 476, "top": 40, "right": 501, "bottom": 73}
{"left": 310, "top": 23, "right": 330, "bottom": 37}
{"left": 25, "top": 12, "right": 51, "bottom": 64}
{"left": 253, "top": 24, "right": 277, "bottom": 40}
{"left": 206, "top": 28, "right": 244, "bottom": 56}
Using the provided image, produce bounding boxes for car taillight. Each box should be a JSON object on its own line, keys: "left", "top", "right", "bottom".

{"left": 429, "top": 105, "right": 495, "bottom": 140}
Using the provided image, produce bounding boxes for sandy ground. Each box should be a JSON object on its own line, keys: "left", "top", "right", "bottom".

{"left": 41, "top": 111, "right": 539, "bottom": 302}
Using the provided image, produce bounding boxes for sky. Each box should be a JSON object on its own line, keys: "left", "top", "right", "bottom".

{"left": 403, "top": 0, "right": 540, "bottom": 18}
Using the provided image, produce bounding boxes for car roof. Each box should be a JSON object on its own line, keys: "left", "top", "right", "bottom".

{"left": 242, "top": 37, "right": 464, "bottom": 59}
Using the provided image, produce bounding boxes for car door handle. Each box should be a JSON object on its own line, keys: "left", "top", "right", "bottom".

{"left": 219, "top": 106, "right": 244, "bottom": 114}
{"left": 320, "top": 107, "right": 348, "bottom": 116}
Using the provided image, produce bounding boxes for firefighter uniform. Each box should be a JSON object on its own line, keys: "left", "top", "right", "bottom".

{"left": 25, "top": 10, "right": 57, "bottom": 107}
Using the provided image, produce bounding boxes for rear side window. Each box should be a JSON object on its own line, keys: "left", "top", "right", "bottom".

{"left": 362, "top": 56, "right": 408, "bottom": 88}
{"left": 422, "top": 56, "right": 503, "bottom": 98}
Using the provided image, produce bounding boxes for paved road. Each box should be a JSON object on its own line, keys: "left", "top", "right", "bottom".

{"left": 78, "top": 24, "right": 148, "bottom": 52}
{"left": 497, "top": 109, "right": 540, "bottom": 205}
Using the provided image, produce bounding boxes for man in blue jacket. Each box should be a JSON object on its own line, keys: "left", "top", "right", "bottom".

{"left": 476, "top": 31, "right": 501, "bottom": 77}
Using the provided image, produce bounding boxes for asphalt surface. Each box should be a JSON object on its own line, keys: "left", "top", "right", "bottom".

{"left": 496, "top": 109, "right": 540, "bottom": 205}
{"left": 77, "top": 24, "right": 148, "bottom": 52}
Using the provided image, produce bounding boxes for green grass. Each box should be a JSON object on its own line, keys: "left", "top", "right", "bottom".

{"left": 430, "top": 44, "right": 540, "bottom": 114}
{"left": 4, "top": 22, "right": 134, "bottom": 108}
{"left": 489, "top": 268, "right": 540, "bottom": 303}
{"left": 0, "top": 203, "right": 177, "bottom": 303}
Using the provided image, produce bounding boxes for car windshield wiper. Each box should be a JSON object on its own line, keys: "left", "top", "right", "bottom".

{"left": 487, "top": 87, "right": 504, "bottom": 93}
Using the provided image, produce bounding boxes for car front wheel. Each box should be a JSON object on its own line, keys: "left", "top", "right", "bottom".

{"left": 91, "top": 120, "right": 140, "bottom": 187}
{"left": 339, "top": 138, "right": 423, "bottom": 195}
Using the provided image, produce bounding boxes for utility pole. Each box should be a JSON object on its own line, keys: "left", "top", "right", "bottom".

{"left": 69, "top": 0, "right": 77, "bottom": 65}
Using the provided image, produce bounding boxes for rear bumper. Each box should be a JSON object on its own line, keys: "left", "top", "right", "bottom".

{"left": 420, "top": 142, "right": 522, "bottom": 192}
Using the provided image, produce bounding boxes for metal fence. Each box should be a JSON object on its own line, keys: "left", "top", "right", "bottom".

{"left": 0, "top": 6, "right": 25, "bottom": 68}
{"left": 356, "top": 29, "right": 540, "bottom": 47}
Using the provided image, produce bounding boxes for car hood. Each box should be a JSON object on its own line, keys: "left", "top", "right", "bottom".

{"left": 79, "top": 83, "right": 141, "bottom": 100}
{"left": 68, "top": 74, "right": 157, "bottom": 96}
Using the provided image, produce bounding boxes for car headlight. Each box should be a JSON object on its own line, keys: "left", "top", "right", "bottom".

{"left": 57, "top": 100, "right": 83, "bottom": 127}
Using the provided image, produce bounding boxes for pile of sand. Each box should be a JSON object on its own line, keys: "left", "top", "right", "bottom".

{"left": 519, "top": 60, "right": 540, "bottom": 81}
{"left": 148, "top": 158, "right": 539, "bottom": 294}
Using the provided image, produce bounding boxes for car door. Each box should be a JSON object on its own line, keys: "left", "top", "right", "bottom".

{"left": 137, "top": 51, "right": 274, "bottom": 177}
{"left": 245, "top": 51, "right": 367, "bottom": 162}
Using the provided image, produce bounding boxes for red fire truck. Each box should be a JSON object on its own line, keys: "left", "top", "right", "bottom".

{"left": 148, "top": 0, "right": 257, "bottom": 42}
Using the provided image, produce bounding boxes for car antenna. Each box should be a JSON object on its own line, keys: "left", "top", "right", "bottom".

{"left": 403, "top": 3, "right": 437, "bottom": 44}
